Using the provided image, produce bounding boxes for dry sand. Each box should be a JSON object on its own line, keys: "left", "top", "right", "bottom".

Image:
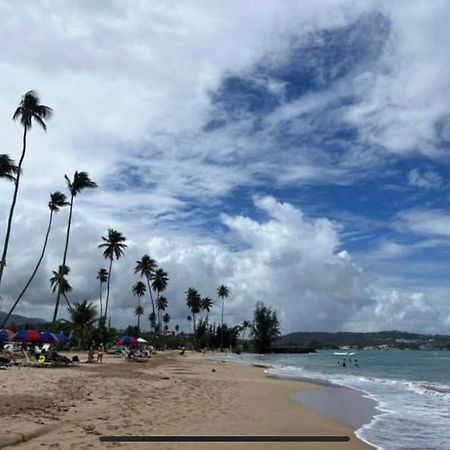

{"left": 0, "top": 351, "right": 375, "bottom": 450}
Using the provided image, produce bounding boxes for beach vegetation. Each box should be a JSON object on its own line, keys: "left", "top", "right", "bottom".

{"left": 96, "top": 268, "right": 109, "bottom": 320}
{"left": 0, "top": 154, "right": 19, "bottom": 182}
{"left": 251, "top": 302, "right": 280, "bottom": 353}
{"left": 217, "top": 284, "right": 230, "bottom": 351}
{"left": 69, "top": 299, "right": 97, "bottom": 348}
{"left": 135, "top": 255, "right": 157, "bottom": 331}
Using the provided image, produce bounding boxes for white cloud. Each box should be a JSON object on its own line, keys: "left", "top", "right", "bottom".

{"left": 397, "top": 209, "right": 450, "bottom": 238}
{"left": 407, "top": 168, "right": 444, "bottom": 189}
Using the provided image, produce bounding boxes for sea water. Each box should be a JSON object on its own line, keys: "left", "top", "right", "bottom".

{"left": 212, "top": 350, "right": 450, "bottom": 450}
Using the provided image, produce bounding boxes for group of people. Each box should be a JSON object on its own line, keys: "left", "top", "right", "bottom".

{"left": 338, "top": 357, "right": 359, "bottom": 368}
{"left": 87, "top": 341, "right": 104, "bottom": 363}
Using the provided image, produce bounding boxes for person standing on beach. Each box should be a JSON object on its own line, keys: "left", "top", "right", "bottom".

{"left": 97, "top": 343, "right": 104, "bottom": 363}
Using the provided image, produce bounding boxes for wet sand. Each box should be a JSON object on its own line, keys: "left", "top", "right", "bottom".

{"left": 0, "top": 351, "right": 375, "bottom": 450}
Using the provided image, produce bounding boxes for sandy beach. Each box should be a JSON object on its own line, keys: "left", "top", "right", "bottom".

{"left": 0, "top": 351, "right": 375, "bottom": 450}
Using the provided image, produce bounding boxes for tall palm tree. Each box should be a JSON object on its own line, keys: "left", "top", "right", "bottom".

{"left": 135, "top": 305, "right": 144, "bottom": 330}
{"left": 148, "top": 311, "right": 156, "bottom": 330}
{"left": 1, "top": 192, "right": 69, "bottom": 327}
{"left": 186, "top": 287, "right": 201, "bottom": 346}
{"left": 69, "top": 300, "right": 97, "bottom": 348}
{"left": 135, "top": 255, "right": 157, "bottom": 328}
{"left": 152, "top": 268, "right": 168, "bottom": 334}
{"left": 163, "top": 313, "right": 171, "bottom": 331}
{"left": 156, "top": 295, "right": 168, "bottom": 332}
{"left": 52, "top": 171, "right": 97, "bottom": 327}
{"left": 187, "top": 315, "right": 192, "bottom": 335}
{"left": 132, "top": 280, "right": 146, "bottom": 330}
{"left": 175, "top": 324, "right": 180, "bottom": 334}
{"left": 201, "top": 297, "right": 213, "bottom": 321}
{"left": 98, "top": 229, "right": 127, "bottom": 323}
{"left": 96, "top": 268, "right": 109, "bottom": 319}
{"left": 0, "top": 91, "right": 53, "bottom": 289}
{"left": 217, "top": 284, "right": 230, "bottom": 351}
{"left": 50, "top": 265, "right": 72, "bottom": 310}
{"left": 0, "top": 154, "right": 18, "bottom": 182}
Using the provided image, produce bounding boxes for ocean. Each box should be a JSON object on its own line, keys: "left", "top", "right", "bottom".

{"left": 211, "top": 350, "right": 450, "bottom": 450}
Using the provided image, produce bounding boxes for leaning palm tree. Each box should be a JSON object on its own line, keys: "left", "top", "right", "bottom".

{"left": 98, "top": 229, "right": 127, "bottom": 323}
{"left": 217, "top": 284, "right": 230, "bottom": 351}
{"left": 69, "top": 299, "right": 97, "bottom": 349}
{"left": 0, "top": 91, "right": 53, "bottom": 288}
{"left": 132, "top": 281, "right": 146, "bottom": 330}
{"left": 50, "top": 265, "right": 72, "bottom": 310}
{"left": 52, "top": 171, "right": 97, "bottom": 327}
{"left": 201, "top": 297, "right": 213, "bottom": 321}
{"left": 1, "top": 192, "right": 69, "bottom": 327}
{"left": 135, "top": 255, "right": 157, "bottom": 325}
{"left": 0, "top": 154, "right": 18, "bottom": 182}
{"left": 96, "top": 268, "right": 109, "bottom": 319}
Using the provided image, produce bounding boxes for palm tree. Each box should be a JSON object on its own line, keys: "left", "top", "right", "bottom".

{"left": 0, "top": 91, "right": 53, "bottom": 289}
{"left": 98, "top": 229, "right": 127, "bottom": 323}
{"left": 52, "top": 171, "right": 97, "bottom": 327}
{"left": 217, "top": 284, "right": 230, "bottom": 351}
{"left": 201, "top": 297, "right": 213, "bottom": 320}
{"left": 148, "top": 311, "right": 156, "bottom": 330}
{"left": 175, "top": 324, "right": 180, "bottom": 334}
{"left": 132, "top": 281, "right": 146, "bottom": 330}
{"left": 135, "top": 255, "right": 157, "bottom": 328}
{"left": 69, "top": 300, "right": 97, "bottom": 348}
{"left": 0, "top": 154, "right": 18, "bottom": 182}
{"left": 163, "top": 312, "right": 171, "bottom": 331}
{"left": 96, "top": 268, "right": 109, "bottom": 319}
{"left": 152, "top": 268, "right": 168, "bottom": 334}
{"left": 135, "top": 305, "right": 144, "bottom": 330}
{"left": 156, "top": 295, "right": 168, "bottom": 332}
{"left": 50, "top": 265, "right": 72, "bottom": 310}
{"left": 186, "top": 288, "right": 201, "bottom": 346}
{"left": 241, "top": 320, "right": 252, "bottom": 341}
{"left": 187, "top": 315, "right": 192, "bottom": 335}
{"left": 1, "top": 192, "right": 69, "bottom": 327}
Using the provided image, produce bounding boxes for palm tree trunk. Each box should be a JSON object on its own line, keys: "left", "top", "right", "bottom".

{"left": 52, "top": 194, "right": 74, "bottom": 328}
{"left": 193, "top": 313, "right": 197, "bottom": 349}
{"left": 1, "top": 209, "right": 54, "bottom": 327}
{"left": 103, "top": 258, "right": 113, "bottom": 325}
{"left": 145, "top": 277, "right": 155, "bottom": 329}
{"left": 220, "top": 297, "right": 225, "bottom": 351}
{"left": 99, "top": 281, "right": 103, "bottom": 319}
{"left": 0, "top": 127, "right": 27, "bottom": 289}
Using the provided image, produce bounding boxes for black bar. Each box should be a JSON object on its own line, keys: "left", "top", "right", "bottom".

{"left": 100, "top": 435, "right": 350, "bottom": 443}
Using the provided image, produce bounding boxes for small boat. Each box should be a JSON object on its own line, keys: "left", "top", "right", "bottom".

{"left": 334, "top": 352, "right": 355, "bottom": 356}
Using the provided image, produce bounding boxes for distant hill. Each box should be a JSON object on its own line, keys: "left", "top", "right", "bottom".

{"left": 0, "top": 310, "right": 46, "bottom": 328}
{"left": 276, "top": 330, "right": 450, "bottom": 349}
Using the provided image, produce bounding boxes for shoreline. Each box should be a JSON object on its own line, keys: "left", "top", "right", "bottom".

{"left": 1, "top": 351, "right": 375, "bottom": 449}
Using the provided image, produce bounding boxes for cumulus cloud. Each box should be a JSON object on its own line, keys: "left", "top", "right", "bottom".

{"left": 1, "top": 1, "right": 450, "bottom": 334}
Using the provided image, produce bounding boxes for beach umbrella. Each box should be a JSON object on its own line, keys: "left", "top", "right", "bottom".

{"left": 12, "top": 329, "right": 42, "bottom": 342}
{"left": 116, "top": 335, "right": 139, "bottom": 346}
{"left": 0, "top": 329, "right": 14, "bottom": 341}
{"left": 40, "top": 332, "right": 64, "bottom": 343}
{"left": 55, "top": 333, "right": 68, "bottom": 343}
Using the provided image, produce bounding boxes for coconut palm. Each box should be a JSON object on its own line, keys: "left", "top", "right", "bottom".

{"left": 52, "top": 171, "right": 97, "bottom": 327}
{"left": 0, "top": 91, "right": 53, "bottom": 289}
{"left": 50, "top": 265, "right": 72, "bottom": 310}
{"left": 156, "top": 295, "right": 168, "bottom": 332}
{"left": 163, "top": 312, "right": 171, "bottom": 331}
{"left": 69, "top": 300, "right": 97, "bottom": 348}
{"left": 0, "top": 154, "right": 18, "bottom": 182}
{"left": 201, "top": 297, "right": 213, "bottom": 320}
{"left": 175, "top": 324, "right": 180, "bottom": 334}
{"left": 186, "top": 288, "right": 201, "bottom": 346}
{"left": 132, "top": 281, "right": 146, "bottom": 330}
{"left": 217, "top": 284, "right": 230, "bottom": 351}
{"left": 152, "top": 268, "right": 168, "bottom": 333}
{"left": 96, "top": 268, "right": 109, "bottom": 319}
{"left": 135, "top": 305, "right": 144, "bottom": 330}
{"left": 148, "top": 311, "right": 156, "bottom": 330}
{"left": 241, "top": 319, "right": 252, "bottom": 341}
{"left": 1, "top": 192, "right": 69, "bottom": 327}
{"left": 135, "top": 255, "right": 157, "bottom": 327}
{"left": 98, "top": 229, "right": 127, "bottom": 323}
{"left": 187, "top": 315, "right": 192, "bottom": 335}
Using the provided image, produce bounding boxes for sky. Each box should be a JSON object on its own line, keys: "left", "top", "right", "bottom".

{"left": 0, "top": 0, "right": 450, "bottom": 334}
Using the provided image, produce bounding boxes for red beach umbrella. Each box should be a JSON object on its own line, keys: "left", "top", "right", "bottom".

{"left": 12, "top": 329, "right": 42, "bottom": 342}
{"left": 116, "top": 335, "right": 139, "bottom": 346}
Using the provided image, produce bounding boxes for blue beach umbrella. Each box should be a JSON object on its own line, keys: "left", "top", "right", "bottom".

{"left": 0, "top": 329, "right": 14, "bottom": 341}
{"left": 40, "top": 332, "right": 69, "bottom": 343}
{"left": 116, "top": 335, "right": 138, "bottom": 346}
